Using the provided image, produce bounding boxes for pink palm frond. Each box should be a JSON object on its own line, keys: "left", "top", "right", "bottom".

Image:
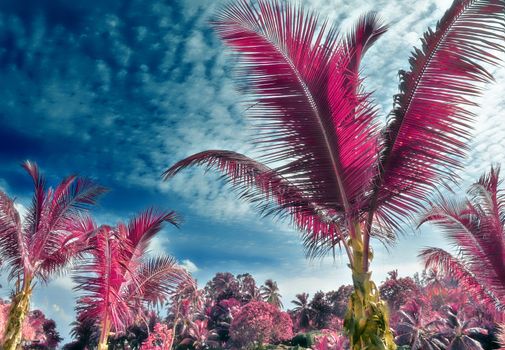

{"left": 373, "top": 0, "right": 505, "bottom": 229}
{"left": 0, "top": 161, "right": 105, "bottom": 282}
{"left": 164, "top": 0, "right": 505, "bottom": 272}
{"left": 164, "top": 0, "right": 385, "bottom": 230}
{"left": 420, "top": 247, "right": 503, "bottom": 311}
{"left": 344, "top": 12, "right": 388, "bottom": 77}
{"left": 130, "top": 256, "right": 192, "bottom": 307}
{"left": 0, "top": 190, "right": 24, "bottom": 279}
{"left": 420, "top": 166, "right": 505, "bottom": 311}
{"left": 22, "top": 161, "right": 47, "bottom": 239}
{"left": 37, "top": 215, "right": 98, "bottom": 280}
{"left": 127, "top": 208, "right": 179, "bottom": 254}
{"left": 214, "top": 0, "right": 382, "bottom": 215}
{"left": 29, "top": 179, "right": 106, "bottom": 281}
{"left": 164, "top": 151, "right": 346, "bottom": 248}
{"left": 74, "top": 226, "right": 133, "bottom": 331}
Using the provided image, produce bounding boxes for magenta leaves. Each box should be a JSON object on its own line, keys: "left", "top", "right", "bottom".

{"left": 0, "top": 161, "right": 106, "bottom": 284}
{"left": 420, "top": 166, "right": 505, "bottom": 313}
{"left": 73, "top": 208, "right": 193, "bottom": 336}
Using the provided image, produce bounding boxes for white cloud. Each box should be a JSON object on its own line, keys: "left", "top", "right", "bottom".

{"left": 52, "top": 303, "right": 73, "bottom": 323}
{"left": 181, "top": 259, "right": 199, "bottom": 273}
{"left": 52, "top": 275, "right": 74, "bottom": 292}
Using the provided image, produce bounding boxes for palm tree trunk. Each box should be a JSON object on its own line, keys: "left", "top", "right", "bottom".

{"left": 2, "top": 276, "right": 33, "bottom": 350}
{"left": 344, "top": 224, "right": 396, "bottom": 350}
{"left": 97, "top": 316, "right": 111, "bottom": 350}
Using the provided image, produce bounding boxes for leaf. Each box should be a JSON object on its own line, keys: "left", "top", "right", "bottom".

{"left": 374, "top": 0, "right": 505, "bottom": 228}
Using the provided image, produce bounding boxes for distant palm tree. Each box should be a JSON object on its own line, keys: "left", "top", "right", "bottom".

{"left": 439, "top": 305, "right": 488, "bottom": 350}
{"left": 63, "top": 318, "right": 100, "bottom": 350}
{"left": 164, "top": 0, "right": 505, "bottom": 347}
{"left": 291, "top": 293, "right": 312, "bottom": 330}
{"left": 0, "top": 161, "right": 105, "bottom": 350}
{"left": 395, "top": 300, "right": 446, "bottom": 350}
{"left": 238, "top": 273, "right": 261, "bottom": 302}
{"left": 261, "top": 279, "right": 283, "bottom": 308}
{"left": 419, "top": 167, "right": 505, "bottom": 312}
{"left": 309, "top": 291, "right": 333, "bottom": 329}
{"left": 73, "top": 209, "right": 193, "bottom": 350}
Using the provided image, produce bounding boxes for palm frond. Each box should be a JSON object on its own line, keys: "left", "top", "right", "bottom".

{"left": 29, "top": 178, "right": 106, "bottom": 275}
{"left": 420, "top": 247, "right": 504, "bottom": 310}
{"left": 129, "top": 256, "right": 192, "bottom": 307}
{"left": 125, "top": 208, "right": 179, "bottom": 267}
{"left": 344, "top": 12, "right": 388, "bottom": 79}
{"left": 0, "top": 191, "right": 24, "bottom": 280}
{"left": 49, "top": 177, "right": 107, "bottom": 227}
{"left": 420, "top": 167, "right": 505, "bottom": 308}
{"left": 22, "top": 160, "right": 47, "bottom": 239}
{"left": 74, "top": 226, "right": 133, "bottom": 332}
{"left": 74, "top": 211, "right": 187, "bottom": 334}
{"left": 127, "top": 208, "right": 179, "bottom": 246}
{"left": 212, "top": 0, "right": 382, "bottom": 215}
{"left": 374, "top": 0, "right": 505, "bottom": 228}
{"left": 165, "top": 150, "right": 346, "bottom": 245}
{"left": 37, "top": 216, "right": 98, "bottom": 282}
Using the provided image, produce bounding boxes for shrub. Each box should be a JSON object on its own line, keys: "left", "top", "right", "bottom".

{"left": 229, "top": 301, "right": 293, "bottom": 348}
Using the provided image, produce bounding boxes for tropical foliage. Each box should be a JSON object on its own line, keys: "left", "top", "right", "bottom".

{"left": 164, "top": 0, "right": 505, "bottom": 347}
{"left": 420, "top": 167, "right": 505, "bottom": 316}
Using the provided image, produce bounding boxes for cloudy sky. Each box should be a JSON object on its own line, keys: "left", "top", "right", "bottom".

{"left": 1, "top": 0, "right": 505, "bottom": 342}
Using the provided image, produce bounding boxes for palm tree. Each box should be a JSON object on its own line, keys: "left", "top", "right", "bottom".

{"left": 73, "top": 209, "right": 193, "bottom": 350}
{"left": 439, "top": 305, "right": 488, "bottom": 350}
{"left": 395, "top": 300, "right": 446, "bottom": 350}
{"left": 291, "top": 293, "right": 312, "bottom": 330}
{"left": 419, "top": 167, "right": 505, "bottom": 312}
{"left": 63, "top": 318, "right": 100, "bottom": 350}
{"left": 0, "top": 161, "right": 105, "bottom": 350}
{"left": 164, "top": 0, "right": 505, "bottom": 348}
{"left": 261, "top": 279, "right": 283, "bottom": 308}
{"left": 238, "top": 273, "right": 261, "bottom": 302}
{"left": 179, "top": 319, "right": 219, "bottom": 350}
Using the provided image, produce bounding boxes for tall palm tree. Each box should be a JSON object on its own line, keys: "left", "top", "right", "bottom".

{"left": 419, "top": 166, "right": 505, "bottom": 313}
{"left": 260, "top": 279, "right": 283, "bottom": 308}
{"left": 164, "top": 0, "right": 505, "bottom": 348}
{"left": 0, "top": 161, "right": 105, "bottom": 350}
{"left": 291, "top": 293, "right": 312, "bottom": 330}
{"left": 73, "top": 209, "right": 193, "bottom": 350}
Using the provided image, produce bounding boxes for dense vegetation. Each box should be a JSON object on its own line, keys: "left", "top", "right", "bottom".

{"left": 1, "top": 268, "right": 502, "bottom": 349}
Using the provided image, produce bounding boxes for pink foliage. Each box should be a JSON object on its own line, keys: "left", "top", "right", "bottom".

{"left": 229, "top": 301, "right": 292, "bottom": 348}
{"left": 140, "top": 323, "right": 173, "bottom": 350}
{"left": 0, "top": 301, "right": 60, "bottom": 347}
{"left": 312, "top": 329, "right": 349, "bottom": 350}
{"left": 271, "top": 309, "right": 294, "bottom": 343}
{"left": 326, "top": 316, "right": 344, "bottom": 332}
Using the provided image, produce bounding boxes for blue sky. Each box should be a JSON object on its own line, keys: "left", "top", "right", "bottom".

{"left": 1, "top": 0, "right": 505, "bottom": 343}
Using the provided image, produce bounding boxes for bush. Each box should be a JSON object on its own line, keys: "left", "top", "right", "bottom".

{"left": 230, "top": 301, "right": 293, "bottom": 348}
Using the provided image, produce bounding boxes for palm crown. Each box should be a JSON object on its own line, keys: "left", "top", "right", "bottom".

{"left": 165, "top": 0, "right": 505, "bottom": 268}
{"left": 73, "top": 209, "right": 193, "bottom": 350}
{"left": 260, "top": 279, "right": 283, "bottom": 308}
{"left": 0, "top": 161, "right": 105, "bottom": 283}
